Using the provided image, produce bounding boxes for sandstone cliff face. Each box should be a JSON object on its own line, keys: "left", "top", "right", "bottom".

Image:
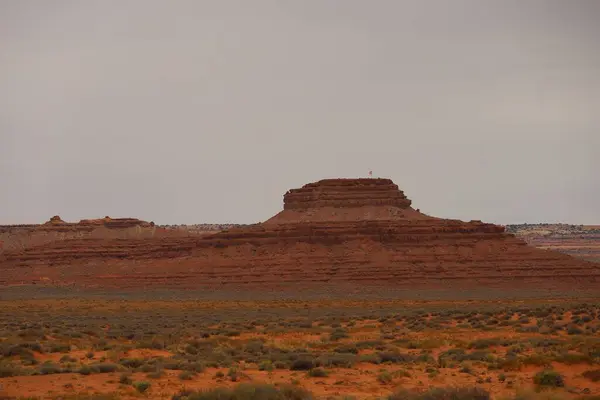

{"left": 1, "top": 179, "right": 599, "bottom": 297}
{"left": 282, "top": 178, "right": 412, "bottom": 210}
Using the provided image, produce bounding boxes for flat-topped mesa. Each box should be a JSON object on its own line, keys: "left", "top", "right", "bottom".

{"left": 16, "top": 216, "right": 155, "bottom": 232}
{"left": 78, "top": 216, "right": 154, "bottom": 229}
{"left": 3, "top": 176, "right": 599, "bottom": 297}
{"left": 283, "top": 178, "right": 412, "bottom": 210}
{"left": 0, "top": 216, "right": 157, "bottom": 256}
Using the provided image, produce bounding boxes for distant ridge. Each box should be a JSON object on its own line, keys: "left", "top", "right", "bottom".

{"left": 508, "top": 223, "right": 600, "bottom": 263}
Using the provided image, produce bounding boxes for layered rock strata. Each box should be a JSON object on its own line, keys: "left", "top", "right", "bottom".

{"left": 1, "top": 179, "right": 599, "bottom": 297}
{"left": 283, "top": 178, "right": 412, "bottom": 209}
{"left": 0, "top": 216, "right": 160, "bottom": 255}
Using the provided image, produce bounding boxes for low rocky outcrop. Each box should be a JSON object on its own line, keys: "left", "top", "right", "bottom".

{"left": 0, "top": 216, "right": 158, "bottom": 255}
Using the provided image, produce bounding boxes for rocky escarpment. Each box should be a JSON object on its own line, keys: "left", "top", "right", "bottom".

{"left": 1, "top": 215, "right": 154, "bottom": 235}
{"left": 1, "top": 179, "right": 599, "bottom": 298}
{"left": 283, "top": 178, "right": 412, "bottom": 210}
{"left": 0, "top": 216, "right": 159, "bottom": 255}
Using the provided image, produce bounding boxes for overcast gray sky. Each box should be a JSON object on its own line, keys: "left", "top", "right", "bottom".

{"left": 1, "top": 0, "right": 598, "bottom": 225}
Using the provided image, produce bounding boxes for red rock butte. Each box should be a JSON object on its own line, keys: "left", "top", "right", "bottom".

{"left": 1, "top": 178, "right": 599, "bottom": 299}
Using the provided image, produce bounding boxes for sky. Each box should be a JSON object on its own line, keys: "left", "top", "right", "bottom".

{"left": 1, "top": 0, "right": 599, "bottom": 225}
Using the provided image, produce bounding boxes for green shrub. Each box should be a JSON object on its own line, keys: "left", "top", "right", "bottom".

{"left": 308, "top": 368, "right": 328, "bottom": 377}
{"left": 330, "top": 328, "right": 349, "bottom": 341}
{"left": 317, "top": 353, "right": 356, "bottom": 368}
{"left": 378, "top": 370, "right": 393, "bottom": 384}
{"left": 91, "top": 363, "right": 120, "bottom": 373}
{"left": 496, "top": 356, "right": 522, "bottom": 371}
{"left": 379, "top": 352, "right": 415, "bottom": 364}
{"left": 274, "top": 361, "right": 288, "bottom": 370}
{"left": 139, "top": 363, "right": 157, "bottom": 373}
{"left": 184, "top": 361, "right": 205, "bottom": 373}
{"left": 290, "top": 359, "right": 314, "bottom": 371}
{"left": 359, "top": 353, "right": 382, "bottom": 364}
{"left": 119, "top": 358, "right": 144, "bottom": 368}
{"left": 78, "top": 365, "right": 93, "bottom": 375}
{"left": 179, "top": 370, "right": 195, "bottom": 380}
{"left": 227, "top": 367, "right": 239, "bottom": 382}
{"left": 60, "top": 355, "right": 77, "bottom": 363}
{"left": 459, "top": 365, "right": 473, "bottom": 374}
{"left": 356, "top": 340, "right": 385, "bottom": 349}
{"left": 20, "top": 342, "right": 43, "bottom": 353}
{"left": 568, "top": 326, "right": 584, "bottom": 335}
{"left": 136, "top": 340, "right": 164, "bottom": 350}
{"left": 0, "top": 361, "right": 23, "bottom": 377}
{"left": 133, "top": 381, "right": 151, "bottom": 393}
{"left": 2, "top": 345, "right": 34, "bottom": 358}
{"left": 49, "top": 343, "right": 70, "bottom": 353}
{"left": 416, "top": 352, "right": 436, "bottom": 363}
{"left": 533, "top": 370, "right": 565, "bottom": 387}
{"left": 259, "top": 360, "right": 274, "bottom": 371}
{"left": 334, "top": 345, "right": 359, "bottom": 354}
{"left": 39, "top": 362, "right": 62, "bottom": 375}
{"left": 119, "top": 373, "right": 132, "bottom": 384}
{"left": 171, "top": 383, "right": 313, "bottom": 400}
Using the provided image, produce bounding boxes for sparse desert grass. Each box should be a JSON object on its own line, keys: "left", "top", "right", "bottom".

{"left": 533, "top": 370, "right": 566, "bottom": 387}
{"left": 388, "top": 387, "right": 491, "bottom": 400}
{"left": 172, "top": 383, "right": 314, "bottom": 400}
{"left": 0, "top": 299, "right": 599, "bottom": 399}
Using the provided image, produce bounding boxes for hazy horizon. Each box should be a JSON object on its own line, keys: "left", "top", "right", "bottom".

{"left": 1, "top": 1, "right": 599, "bottom": 226}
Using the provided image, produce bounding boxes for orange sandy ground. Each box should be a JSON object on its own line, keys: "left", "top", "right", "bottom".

{"left": 2, "top": 362, "right": 597, "bottom": 400}
{"left": 1, "top": 299, "right": 599, "bottom": 399}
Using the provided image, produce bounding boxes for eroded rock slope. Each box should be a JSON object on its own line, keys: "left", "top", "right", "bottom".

{"left": 1, "top": 179, "right": 599, "bottom": 298}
